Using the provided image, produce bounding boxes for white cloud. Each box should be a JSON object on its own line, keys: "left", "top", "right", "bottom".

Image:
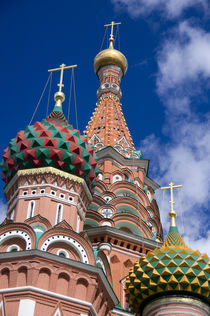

{"left": 140, "top": 23, "right": 210, "bottom": 256}
{"left": 157, "top": 22, "right": 210, "bottom": 109}
{"left": 111, "top": 0, "right": 207, "bottom": 19}
{"left": 0, "top": 199, "right": 7, "bottom": 224}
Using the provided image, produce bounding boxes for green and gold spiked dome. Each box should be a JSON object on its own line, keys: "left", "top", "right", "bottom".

{"left": 125, "top": 187, "right": 210, "bottom": 315}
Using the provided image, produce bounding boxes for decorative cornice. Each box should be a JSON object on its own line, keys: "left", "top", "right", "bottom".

{"left": 86, "top": 226, "right": 162, "bottom": 249}
{"left": 0, "top": 250, "right": 119, "bottom": 306}
{"left": 4, "top": 167, "right": 92, "bottom": 201}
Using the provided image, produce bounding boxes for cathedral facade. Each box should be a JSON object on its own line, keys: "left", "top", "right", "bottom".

{"left": 0, "top": 25, "right": 208, "bottom": 316}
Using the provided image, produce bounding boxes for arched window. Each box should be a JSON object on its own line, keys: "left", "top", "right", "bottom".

{"left": 27, "top": 201, "right": 35, "bottom": 219}
{"left": 7, "top": 244, "right": 20, "bottom": 252}
{"left": 55, "top": 204, "right": 63, "bottom": 224}
{"left": 57, "top": 249, "right": 69, "bottom": 259}
{"left": 124, "top": 173, "right": 129, "bottom": 181}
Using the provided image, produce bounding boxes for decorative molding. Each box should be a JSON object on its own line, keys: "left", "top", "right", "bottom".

{"left": 4, "top": 167, "right": 92, "bottom": 201}
{"left": 41, "top": 235, "right": 89, "bottom": 264}
{"left": 0, "top": 230, "right": 32, "bottom": 250}
{"left": 0, "top": 250, "right": 118, "bottom": 306}
{"left": 86, "top": 227, "right": 162, "bottom": 249}
{"left": 0, "top": 286, "right": 97, "bottom": 316}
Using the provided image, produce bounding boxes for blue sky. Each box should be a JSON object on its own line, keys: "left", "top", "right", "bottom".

{"left": 0, "top": 0, "right": 209, "bottom": 254}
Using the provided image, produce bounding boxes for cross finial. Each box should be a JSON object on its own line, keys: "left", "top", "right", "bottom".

{"left": 160, "top": 182, "right": 183, "bottom": 226}
{"left": 48, "top": 63, "right": 77, "bottom": 109}
{"left": 104, "top": 21, "right": 121, "bottom": 47}
{"left": 48, "top": 63, "right": 77, "bottom": 93}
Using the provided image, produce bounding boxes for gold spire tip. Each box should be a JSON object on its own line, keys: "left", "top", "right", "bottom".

{"left": 160, "top": 182, "right": 183, "bottom": 226}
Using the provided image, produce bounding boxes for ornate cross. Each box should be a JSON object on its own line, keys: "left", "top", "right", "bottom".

{"left": 104, "top": 21, "right": 121, "bottom": 39}
{"left": 48, "top": 63, "right": 77, "bottom": 92}
{"left": 160, "top": 182, "right": 183, "bottom": 214}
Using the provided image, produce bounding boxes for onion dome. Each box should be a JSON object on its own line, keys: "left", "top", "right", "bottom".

{"left": 1, "top": 90, "right": 99, "bottom": 189}
{"left": 125, "top": 202, "right": 210, "bottom": 315}
{"left": 94, "top": 37, "right": 128, "bottom": 76}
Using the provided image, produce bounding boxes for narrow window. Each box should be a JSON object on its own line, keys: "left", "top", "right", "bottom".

{"left": 10, "top": 209, "right": 15, "bottom": 220}
{"left": 56, "top": 204, "right": 63, "bottom": 224}
{"left": 27, "top": 201, "right": 35, "bottom": 219}
{"left": 76, "top": 215, "right": 80, "bottom": 233}
{"left": 124, "top": 173, "right": 129, "bottom": 181}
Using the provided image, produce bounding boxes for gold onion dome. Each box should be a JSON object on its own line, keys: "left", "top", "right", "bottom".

{"left": 94, "top": 38, "right": 128, "bottom": 75}
{"left": 125, "top": 208, "right": 210, "bottom": 315}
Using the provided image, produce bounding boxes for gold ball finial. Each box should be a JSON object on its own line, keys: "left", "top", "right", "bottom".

{"left": 94, "top": 39, "right": 128, "bottom": 75}
{"left": 94, "top": 22, "right": 128, "bottom": 75}
{"left": 54, "top": 91, "right": 65, "bottom": 108}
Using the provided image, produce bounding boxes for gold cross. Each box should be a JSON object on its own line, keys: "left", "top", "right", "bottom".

{"left": 48, "top": 63, "right": 77, "bottom": 93}
{"left": 104, "top": 21, "right": 121, "bottom": 39}
{"left": 160, "top": 182, "right": 183, "bottom": 215}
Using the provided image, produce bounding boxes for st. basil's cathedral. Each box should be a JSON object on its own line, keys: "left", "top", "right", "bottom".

{"left": 0, "top": 23, "right": 209, "bottom": 316}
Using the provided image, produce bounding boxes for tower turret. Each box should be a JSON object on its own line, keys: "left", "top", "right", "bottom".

{"left": 125, "top": 183, "right": 210, "bottom": 316}
{"left": 84, "top": 23, "right": 163, "bottom": 310}
{"left": 1, "top": 64, "right": 99, "bottom": 231}
{"left": 85, "top": 22, "right": 136, "bottom": 158}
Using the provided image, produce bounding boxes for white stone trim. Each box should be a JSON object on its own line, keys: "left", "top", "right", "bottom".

{"left": 112, "top": 308, "right": 133, "bottom": 315}
{"left": 96, "top": 257, "right": 106, "bottom": 275}
{"left": 98, "top": 243, "right": 112, "bottom": 253}
{"left": 53, "top": 308, "right": 62, "bottom": 316}
{"left": 0, "top": 230, "right": 32, "bottom": 250}
{"left": 18, "top": 299, "right": 35, "bottom": 316}
{"left": 0, "top": 300, "right": 5, "bottom": 316}
{"left": 7, "top": 244, "right": 20, "bottom": 252}
{"left": 41, "top": 235, "right": 89, "bottom": 264}
{"left": 0, "top": 286, "right": 97, "bottom": 316}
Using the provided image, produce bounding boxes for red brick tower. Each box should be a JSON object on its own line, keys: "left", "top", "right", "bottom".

{"left": 0, "top": 64, "right": 118, "bottom": 316}
{"left": 84, "top": 23, "right": 163, "bottom": 313}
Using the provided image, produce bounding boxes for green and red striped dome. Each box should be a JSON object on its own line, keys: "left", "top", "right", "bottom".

{"left": 1, "top": 110, "right": 99, "bottom": 189}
